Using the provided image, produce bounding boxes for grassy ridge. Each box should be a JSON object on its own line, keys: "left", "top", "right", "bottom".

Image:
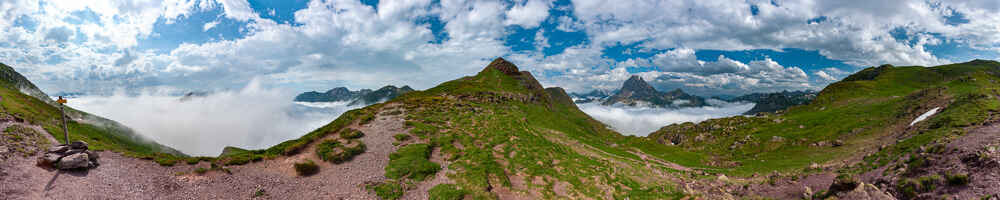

{"left": 372, "top": 66, "right": 686, "bottom": 199}
{"left": 647, "top": 60, "right": 1000, "bottom": 176}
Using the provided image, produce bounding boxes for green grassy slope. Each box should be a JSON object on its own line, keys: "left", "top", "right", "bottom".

{"left": 222, "top": 58, "right": 689, "bottom": 199}
{"left": 0, "top": 63, "right": 185, "bottom": 163}
{"left": 647, "top": 59, "right": 1000, "bottom": 176}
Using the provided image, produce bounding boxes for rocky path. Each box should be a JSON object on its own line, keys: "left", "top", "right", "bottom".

{"left": 1, "top": 106, "right": 418, "bottom": 199}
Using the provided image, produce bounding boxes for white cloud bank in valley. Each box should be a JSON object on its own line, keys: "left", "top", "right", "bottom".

{"left": 577, "top": 101, "right": 754, "bottom": 136}
{"left": 67, "top": 80, "right": 361, "bottom": 156}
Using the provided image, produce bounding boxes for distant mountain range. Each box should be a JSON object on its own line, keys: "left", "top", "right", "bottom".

{"left": 724, "top": 90, "right": 817, "bottom": 115}
{"left": 599, "top": 75, "right": 708, "bottom": 108}
{"left": 568, "top": 75, "right": 816, "bottom": 114}
{"left": 569, "top": 89, "right": 614, "bottom": 104}
{"left": 294, "top": 85, "right": 415, "bottom": 106}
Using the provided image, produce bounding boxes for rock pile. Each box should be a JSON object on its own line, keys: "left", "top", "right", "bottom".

{"left": 36, "top": 141, "right": 99, "bottom": 170}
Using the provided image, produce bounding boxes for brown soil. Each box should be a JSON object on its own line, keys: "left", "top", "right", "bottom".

{"left": 0, "top": 104, "right": 433, "bottom": 199}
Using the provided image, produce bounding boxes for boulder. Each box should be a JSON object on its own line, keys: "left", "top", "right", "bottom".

{"left": 70, "top": 141, "right": 88, "bottom": 150}
{"left": 57, "top": 153, "right": 91, "bottom": 170}
{"left": 37, "top": 152, "right": 62, "bottom": 167}
{"left": 86, "top": 150, "right": 100, "bottom": 161}
{"left": 836, "top": 183, "right": 894, "bottom": 200}
{"left": 48, "top": 145, "right": 69, "bottom": 153}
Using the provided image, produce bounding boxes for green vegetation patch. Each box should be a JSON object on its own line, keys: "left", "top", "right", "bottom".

{"left": 945, "top": 172, "right": 970, "bottom": 186}
{"left": 386, "top": 143, "right": 439, "bottom": 181}
{"left": 394, "top": 133, "right": 411, "bottom": 141}
{"left": 294, "top": 159, "right": 320, "bottom": 176}
{"left": 340, "top": 129, "right": 365, "bottom": 139}
{"left": 216, "top": 106, "right": 381, "bottom": 166}
{"left": 316, "top": 139, "right": 366, "bottom": 164}
{"left": 367, "top": 182, "right": 404, "bottom": 200}
{"left": 428, "top": 184, "right": 467, "bottom": 200}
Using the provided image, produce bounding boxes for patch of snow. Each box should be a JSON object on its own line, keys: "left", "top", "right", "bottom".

{"left": 910, "top": 107, "right": 941, "bottom": 126}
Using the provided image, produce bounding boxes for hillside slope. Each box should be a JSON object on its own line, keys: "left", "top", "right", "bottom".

{"left": 0, "top": 63, "right": 183, "bottom": 158}
{"left": 648, "top": 59, "right": 1000, "bottom": 199}
{"left": 220, "top": 58, "right": 698, "bottom": 199}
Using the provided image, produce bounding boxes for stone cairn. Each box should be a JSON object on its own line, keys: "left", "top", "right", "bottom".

{"left": 36, "top": 141, "right": 99, "bottom": 170}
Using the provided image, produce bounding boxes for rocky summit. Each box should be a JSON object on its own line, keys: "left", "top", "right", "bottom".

{"left": 602, "top": 75, "right": 708, "bottom": 107}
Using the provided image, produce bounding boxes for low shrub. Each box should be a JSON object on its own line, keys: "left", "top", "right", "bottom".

{"left": 946, "top": 172, "right": 970, "bottom": 186}
{"left": 341, "top": 129, "right": 365, "bottom": 139}
{"left": 294, "top": 159, "right": 320, "bottom": 176}
{"left": 828, "top": 174, "right": 859, "bottom": 192}
{"left": 917, "top": 175, "right": 942, "bottom": 192}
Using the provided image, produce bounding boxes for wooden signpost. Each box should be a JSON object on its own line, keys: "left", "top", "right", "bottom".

{"left": 57, "top": 96, "right": 69, "bottom": 144}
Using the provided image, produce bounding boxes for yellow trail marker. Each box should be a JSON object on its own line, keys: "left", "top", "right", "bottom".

{"left": 57, "top": 96, "right": 69, "bottom": 144}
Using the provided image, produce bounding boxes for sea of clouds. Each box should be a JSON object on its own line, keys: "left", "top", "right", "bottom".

{"left": 66, "top": 80, "right": 362, "bottom": 156}
{"left": 576, "top": 99, "right": 754, "bottom": 136}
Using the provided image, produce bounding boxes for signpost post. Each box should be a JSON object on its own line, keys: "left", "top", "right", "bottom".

{"left": 57, "top": 96, "right": 68, "bottom": 145}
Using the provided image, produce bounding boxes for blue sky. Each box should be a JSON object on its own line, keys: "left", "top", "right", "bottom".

{"left": 2, "top": 0, "right": 1000, "bottom": 96}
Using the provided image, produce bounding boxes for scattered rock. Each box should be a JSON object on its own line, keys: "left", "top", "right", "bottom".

{"left": 832, "top": 140, "right": 844, "bottom": 147}
{"left": 37, "top": 152, "right": 62, "bottom": 166}
{"left": 37, "top": 141, "right": 99, "bottom": 170}
{"left": 48, "top": 145, "right": 69, "bottom": 153}
{"left": 835, "top": 183, "right": 893, "bottom": 200}
{"left": 70, "top": 141, "right": 88, "bottom": 150}
{"left": 809, "top": 163, "right": 821, "bottom": 170}
{"left": 717, "top": 175, "right": 729, "bottom": 182}
{"left": 58, "top": 153, "right": 91, "bottom": 169}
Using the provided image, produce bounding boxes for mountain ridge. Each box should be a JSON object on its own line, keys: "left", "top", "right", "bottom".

{"left": 295, "top": 85, "right": 415, "bottom": 106}
{"left": 602, "top": 75, "right": 708, "bottom": 107}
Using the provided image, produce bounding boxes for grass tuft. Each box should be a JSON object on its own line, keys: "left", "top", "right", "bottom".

{"left": 429, "top": 184, "right": 467, "bottom": 200}
{"left": 367, "top": 182, "right": 404, "bottom": 200}
{"left": 386, "top": 143, "right": 439, "bottom": 181}
{"left": 294, "top": 159, "right": 320, "bottom": 176}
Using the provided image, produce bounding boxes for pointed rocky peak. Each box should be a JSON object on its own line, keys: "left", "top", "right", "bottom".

{"left": 400, "top": 85, "right": 414, "bottom": 92}
{"left": 621, "top": 75, "right": 656, "bottom": 93}
{"left": 326, "top": 87, "right": 351, "bottom": 94}
{"left": 485, "top": 57, "right": 521, "bottom": 75}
